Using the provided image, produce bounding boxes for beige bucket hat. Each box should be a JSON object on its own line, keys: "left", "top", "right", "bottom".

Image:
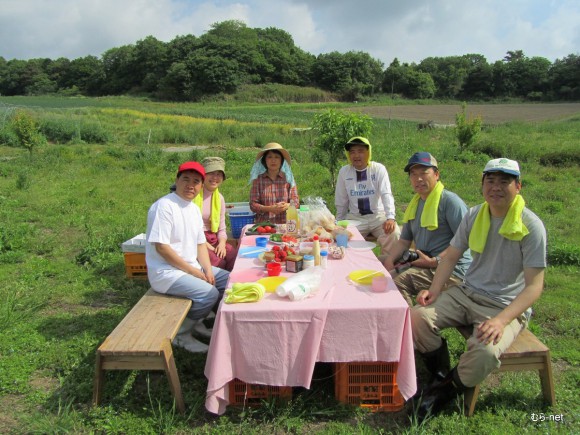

{"left": 201, "top": 156, "right": 226, "bottom": 179}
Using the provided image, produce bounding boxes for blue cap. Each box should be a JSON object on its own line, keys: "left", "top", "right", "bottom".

{"left": 404, "top": 152, "right": 438, "bottom": 172}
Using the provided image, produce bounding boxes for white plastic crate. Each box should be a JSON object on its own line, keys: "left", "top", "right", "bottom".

{"left": 121, "top": 233, "right": 146, "bottom": 253}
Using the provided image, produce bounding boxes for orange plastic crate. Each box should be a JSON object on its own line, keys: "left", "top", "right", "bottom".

{"left": 123, "top": 252, "right": 148, "bottom": 279}
{"left": 334, "top": 362, "right": 405, "bottom": 412}
{"left": 228, "top": 379, "right": 292, "bottom": 407}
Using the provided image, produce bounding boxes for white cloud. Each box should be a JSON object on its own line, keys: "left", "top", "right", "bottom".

{"left": 0, "top": 0, "right": 577, "bottom": 63}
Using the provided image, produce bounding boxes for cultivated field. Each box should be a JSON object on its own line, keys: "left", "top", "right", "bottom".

{"left": 350, "top": 102, "right": 580, "bottom": 124}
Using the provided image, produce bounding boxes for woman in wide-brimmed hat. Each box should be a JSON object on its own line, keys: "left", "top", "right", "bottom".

{"left": 195, "top": 157, "right": 237, "bottom": 272}
{"left": 249, "top": 142, "right": 299, "bottom": 224}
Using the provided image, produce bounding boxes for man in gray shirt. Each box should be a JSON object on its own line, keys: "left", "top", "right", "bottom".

{"left": 412, "top": 158, "right": 547, "bottom": 421}
{"left": 384, "top": 152, "right": 472, "bottom": 307}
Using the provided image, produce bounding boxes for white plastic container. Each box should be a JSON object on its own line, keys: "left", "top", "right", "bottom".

{"left": 121, "top": 233, "right": 146, "bottom": 253}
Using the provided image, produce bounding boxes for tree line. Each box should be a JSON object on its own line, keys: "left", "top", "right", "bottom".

{"left": 0, "top": 20, "right": 578, "bottom": 102}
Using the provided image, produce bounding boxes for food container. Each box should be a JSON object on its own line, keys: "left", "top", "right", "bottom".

{"left": 298, "top": 241, "right": 329, "bottom": 256}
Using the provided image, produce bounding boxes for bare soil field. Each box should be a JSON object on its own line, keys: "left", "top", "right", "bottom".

{"left": 349, "top": 103, "right": 580, "bottom": 125}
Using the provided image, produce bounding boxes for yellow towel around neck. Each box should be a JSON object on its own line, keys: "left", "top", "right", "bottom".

{"left": 468, "top": 194, "right": 529, "bottom": 254}
{"left": 402, "top": 181, "right": 444, "bottom": 230}
{"left": 194, "top": 188, "right": 221, "bottom": 233}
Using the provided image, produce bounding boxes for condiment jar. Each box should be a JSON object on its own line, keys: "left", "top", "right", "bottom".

{"left": 302, "top": 254, "right": 315, "bottom": 269}
{"left": 320, "top": 250, "right": 328, "bottom": 269}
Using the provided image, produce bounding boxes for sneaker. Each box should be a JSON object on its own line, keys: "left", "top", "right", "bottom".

{"left": 192, "top": 319, "right": 213, "bottom": 339}
{"left": 173, "top": 333, "right": 209, "bottom": 353}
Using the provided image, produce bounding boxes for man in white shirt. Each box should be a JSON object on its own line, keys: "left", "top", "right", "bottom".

{"left": 146, "top": 161, "right": 230, "bottom": 353}
{"left": 335, "top": 136, "right": 400, "bottom": 255}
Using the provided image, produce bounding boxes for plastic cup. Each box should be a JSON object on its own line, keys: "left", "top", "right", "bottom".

{"left": 336, "top": 233, "right": 349, "bottom": 248}
{"left": 266, "top": 262, "right": 282, "bottom": 276}
{"left": 256, "top": 237, "right": 268, "bottom": 247}
{"left": 371, "top": 275, "right": 388, "bottom": 292}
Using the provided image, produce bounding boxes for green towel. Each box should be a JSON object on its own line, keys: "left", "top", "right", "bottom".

{"left": 469, "top": 194, "right": 529, "bottom": 253}
{"left": 402, "top": 181, "right": 444, "bottom": 230}
{"left": 224, "top": 283, "right": 266, "bottom": 304}
{"left": 194, "top": 188, "right": 221, "bottom": 233}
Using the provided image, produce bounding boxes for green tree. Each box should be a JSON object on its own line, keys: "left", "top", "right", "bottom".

{"left": 549, "top": 54, "right": 580, "bottom": 100}
{"left": 11, "top": 110, "right": 45, "bottom": 157}
{"left": 455, "top": 103, "right": 482, "bottom": 151}
{"left": 311, "top": 109, "right": 373, "bottom": 188}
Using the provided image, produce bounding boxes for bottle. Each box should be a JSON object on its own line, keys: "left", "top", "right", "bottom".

{"left": 298, "top": 205, "right": 309, "bottom": 236}
{"left": 312, "top": 235, "right": 321, "bottom": 266}
{"left": 320, "top": 250, "right": 328, "bottom": 269}
{"left": 286, "top": 200, "right": 298, "bottom": 235}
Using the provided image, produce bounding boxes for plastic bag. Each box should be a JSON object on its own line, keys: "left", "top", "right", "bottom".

{"left": 275, "top": 266, "right": 325, "bottom": 301}
{"left": 300, "top": 196, "right": 337, "bottom": 237}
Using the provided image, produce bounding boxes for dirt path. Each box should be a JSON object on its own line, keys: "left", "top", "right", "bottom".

{"left": 348, "top": 103, "right": 580, "bottom": 125}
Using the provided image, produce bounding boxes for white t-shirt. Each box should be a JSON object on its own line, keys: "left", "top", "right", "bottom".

{"left": 146, "top": 192, "right": 206, "bottom": 293}
{"left": 334, "top": 162, "right": 396, "bottom": 220}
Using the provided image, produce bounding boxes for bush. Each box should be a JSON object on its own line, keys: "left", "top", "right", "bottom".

{"left": 455, "top": 103, "right": 482, "bottom": 151}
{"left": 548, "top": 243, "right": 580, "bottom": 266}
{"left": 539, "top": 149, "right": 580, "bottom": 167}
{"left": 10, "top": 110, "right": 46, "bottom": 156}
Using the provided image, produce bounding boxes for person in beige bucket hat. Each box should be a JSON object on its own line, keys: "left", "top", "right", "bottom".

{"left": 195, "top": 156, "right": 236, "bottom": 273}
{"left": 249, "top": 143, "right": 299, "bottom": 224}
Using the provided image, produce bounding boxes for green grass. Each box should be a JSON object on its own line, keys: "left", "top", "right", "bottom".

{"left": 0, "top": 96, "right": 578, "bottom": 433}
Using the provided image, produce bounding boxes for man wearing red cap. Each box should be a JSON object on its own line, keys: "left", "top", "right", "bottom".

{"left": 146, "top": 161, "right": 230, "bottom": 353}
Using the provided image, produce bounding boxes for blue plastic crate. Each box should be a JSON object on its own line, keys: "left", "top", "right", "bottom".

{"left": 229, "top": 211, "right": 255, "bottom": 238}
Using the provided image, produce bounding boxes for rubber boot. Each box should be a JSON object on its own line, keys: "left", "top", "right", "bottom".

{"left": 192, "top": 319, "right": 213, "bottom": 339}
{"left": 421, "top": 338, "right": 450, "bottom": 383}
{"left": 417, "top": 367, "right": 466, "bottom": 422}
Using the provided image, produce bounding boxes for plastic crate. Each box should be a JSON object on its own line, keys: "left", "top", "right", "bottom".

{"left": 334, "top": 362, "right": 405, "bottom": 412}
{"left": 229, "top": 211, "right": 255, "bottom": 239}
{"left": 228, "top": 379, "right": 292, "bottom": 407}
{"left": 123, "top": 252, "right": 148, "bottom": 279}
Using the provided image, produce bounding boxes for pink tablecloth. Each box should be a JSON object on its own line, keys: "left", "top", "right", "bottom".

{"left": 204, "top": 227, "right": 416, "bottom": 414}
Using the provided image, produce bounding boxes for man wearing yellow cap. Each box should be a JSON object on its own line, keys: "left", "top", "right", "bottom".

{"left": 411, "top": 158, "right": 547, "bottom": 420}
{"left": 335, "top": 137, "right": 400, "bottom": 255}
{"left": 385, "top": 152, "right": 472, "bottom": 307}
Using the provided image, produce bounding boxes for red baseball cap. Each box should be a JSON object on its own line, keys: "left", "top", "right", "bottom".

{"left": 177, "top": 161, "right": 206, "bottom": 180}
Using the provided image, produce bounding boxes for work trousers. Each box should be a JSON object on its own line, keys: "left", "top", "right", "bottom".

{"left": 165, "top": 267, "right": 230, "bottom": 321}
{"left": 411, "top": 285, "right": 526, "bottom": 387}
{"left": 347, "top": 212, "right": 400, "bottom": 256}
{"left": 393, "top": 267, "right": 463, "bottom": 306}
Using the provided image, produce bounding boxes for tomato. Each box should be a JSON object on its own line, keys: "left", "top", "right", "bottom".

{"left": 269, "top": 227, "right": 277, "bottom": 233}
{"left": 263, "top": 225, "right": 272, "bottom": 232}
{"left": 272, "top": 245, "right": 281, "bottom": 252}
{"left": 257, "top": 226, "right": 266, "bottom": 234}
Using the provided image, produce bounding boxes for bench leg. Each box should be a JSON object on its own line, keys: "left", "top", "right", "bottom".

{"left": 463, "top": 385, "right": 480, "bottom": 417}
{"left": 161, "top": 339, "right": 186, "bottom": 414}
{"left": 93, "top": 351, "right": 105, "bottom": 406}
{"left": 539, "top": 352, "right": 556, "bottom": 405}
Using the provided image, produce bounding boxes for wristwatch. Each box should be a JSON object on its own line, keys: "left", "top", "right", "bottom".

{"left": 435, "top": 255, "right": 442, "bottom": 265}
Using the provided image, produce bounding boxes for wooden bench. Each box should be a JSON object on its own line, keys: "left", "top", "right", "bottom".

{"left": 93, "top": 289, "right": 192, "bottom": 413}
{"left": 457, "top": 327, "right": 555, "bottom": 416}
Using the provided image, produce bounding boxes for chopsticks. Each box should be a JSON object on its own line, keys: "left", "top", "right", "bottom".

{"left": 356, "top": 270, "right": 383, "bottom": 281}
{"left": 240, "top": 248, "right": 267, "bottom": 257}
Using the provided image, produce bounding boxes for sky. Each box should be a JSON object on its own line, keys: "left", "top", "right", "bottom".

{"left": 1, "top": 0, "right": 579, "bottom": 66}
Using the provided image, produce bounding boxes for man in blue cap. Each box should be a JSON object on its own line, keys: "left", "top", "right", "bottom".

{"left": 385, "top": 152, "right": 472, "bottom": 306}
{"left": 411, "top": 158, "right": 546, "bottom": 420}
{"left": 335, "top": 136, "right": 400, "bottom": 256}
{"left": 146, "top": 161, "right": 229, "bottom": 353}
